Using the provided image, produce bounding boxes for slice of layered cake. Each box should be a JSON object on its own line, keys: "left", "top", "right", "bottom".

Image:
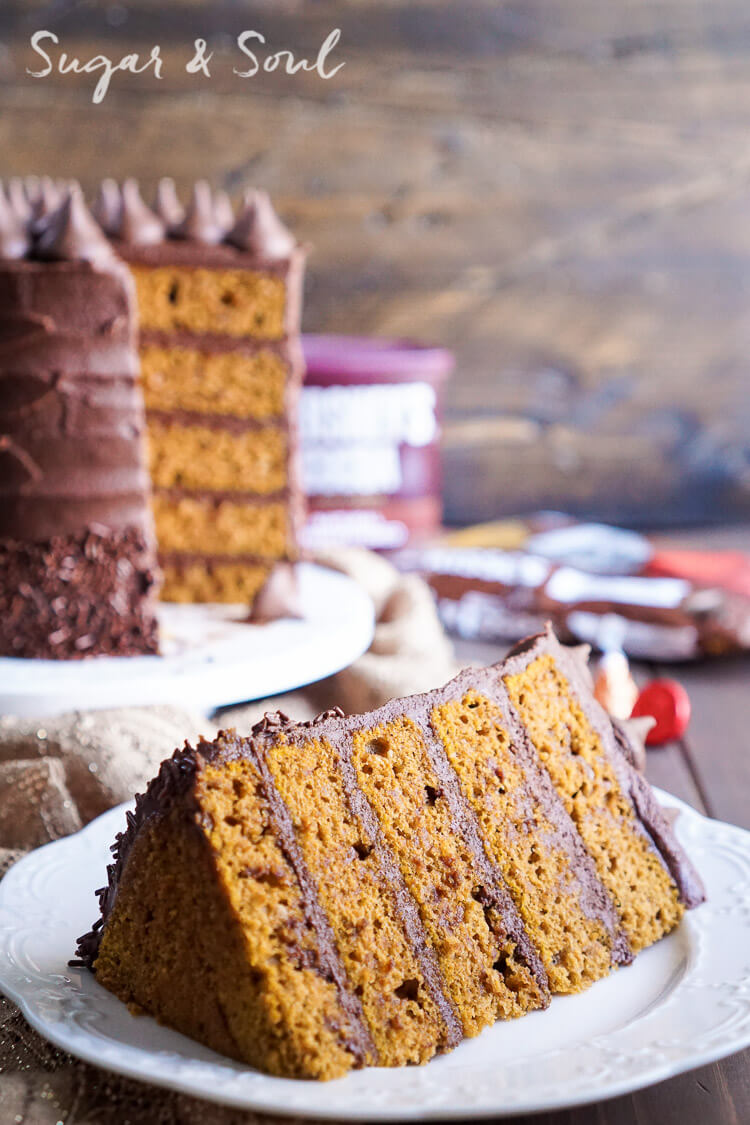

{"left": 94, "top": 179, "right": 305, "bottom": 606}
{"left": 0, "top": 185, "right": 160, "bottom": 658}
{"left": 75, "top": 625, "right": 704, "bottom": 1078}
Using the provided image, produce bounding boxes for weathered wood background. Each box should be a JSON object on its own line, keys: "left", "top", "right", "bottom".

{"left": 2, "top": 0, "right": 750, "bottom": 527}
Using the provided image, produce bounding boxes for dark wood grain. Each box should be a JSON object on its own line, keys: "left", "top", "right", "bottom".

{"left": 2, "top": 1, "right": 750, "bottom": 524}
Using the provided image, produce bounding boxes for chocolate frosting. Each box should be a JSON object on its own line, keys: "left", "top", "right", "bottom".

{"left": 35, "top": 188, "right": 117, "bottom": 266}
{"left": 153, "top": 177, "right": 185, "bottom": 230}
{"left": 91, "top": 178, "right": 123, "bottom": 237}
{"left": 173, "top": 180, "right": 226, "bottom": 244}
{"left": 85, "top": 177, "right": 303, "bottom": 276}
{"left": 118, "top": 180, "right": 165, "bottom": 245}
{"left": 246, "top": 562, "right": 304, "bottom": 624}
{"left": 226, "top": 190, "right": 295, "bottom": 259}
{"left": 0, "top": 188, "right": 155, "bottom": 544}
{"left": 0, "top": 435, "right": 42, "bottom": 486}
{"left": 213, "top": 188, "right": 235, "bottom": 232}
{"left": 0, "top": 526, "right": 159, "bottom": 659}
{"left": 0, "top": 186, "right": 31, "bottom": 259}
{"left": 5, "top": 179, "right": 33, "bottom": 222}
{"left": 5, "top": 177, "right": 33, "bottom": 221}
{"left": 29, "top": 176, "right": 62, "bottom": 226}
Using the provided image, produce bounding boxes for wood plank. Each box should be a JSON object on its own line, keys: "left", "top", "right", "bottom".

{"left": 4, "top": 3, "right": 750, "bottom": 523}
{"left": 665, "top": 658, "right": 750, "bottom": 829}
{"left": 644, "top": 741, "right": 706, "bottom": 812}
{"left": 495, "top": 1050, "right": 750, "bottom": 1124}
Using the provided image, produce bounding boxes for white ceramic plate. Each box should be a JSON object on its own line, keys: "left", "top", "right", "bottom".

{"left": 0, "top": 791, "right": 748, "bottom": 1120}
{"left": 0, "top": 563, "right": 375, "bottom": 718}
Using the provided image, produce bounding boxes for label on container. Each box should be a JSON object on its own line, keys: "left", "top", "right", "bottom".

{"left": 302, "top": 443, "right": 403, "bottom": 496}
{"left": 301, "top": 382, "right": 438, "bottom": 447}
{"left": 303, "top": 509, "right": 410, "bottom": 550}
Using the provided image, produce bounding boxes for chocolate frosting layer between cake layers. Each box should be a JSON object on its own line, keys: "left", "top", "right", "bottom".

{"left": 504, "top": 625, "right": 706, "bottom": 908}
{"left": 252, "top": 708, "right": 548, "bottom": 1047}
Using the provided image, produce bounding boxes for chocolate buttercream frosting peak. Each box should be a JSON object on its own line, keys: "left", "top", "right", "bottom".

{"left": 91, "top": 178, "right": 122, "bottom": 236}
{"left": 569, "top": 643, "right": 594, "bottom": 688}
{"left": 246, "top": 562, "right": 304, "bottom": 625}
{"left": 614, "top": 714, "right": 656, "bottom": 773}
{"left": 226, "top": 189, "right": 296, "bottom": 258}
{"left": 30, "top": 176, "right": 62, "bottom": 222}
{"left": 0, "top": 184, "right": 31, "bottom": 259}
{"left": 21, "top": 174, "right": 40, "bottom": 203}
{"left": 213, "top": 188, "right": 235, "bottom": 232}
{"left": 34, "top": 187, "right": 117, "bottom": 266}
{"left": 153, "top": 177, "right": 185, "bottom": 230}
{"left": 119, "top": 179, "right": 165, "bottom": 245}
{"left": 173, "top": 180, "right": 225, "bottom": 244}
{"left": 5, "top": 178, "right": 33, "bottom": 221}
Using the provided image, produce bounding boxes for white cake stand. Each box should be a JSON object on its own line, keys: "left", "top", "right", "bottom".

{"left": 0, "top": 563, "right": 375, "bottom": 719}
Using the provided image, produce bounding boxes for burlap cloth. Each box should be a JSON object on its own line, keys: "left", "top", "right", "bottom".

{"left": 0, "top": 550, "right": 458, "bottom": 1124}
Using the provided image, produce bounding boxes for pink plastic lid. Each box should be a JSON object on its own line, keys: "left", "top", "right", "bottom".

{"left": 302, "top": 334, "right": 454, "bottom": 385}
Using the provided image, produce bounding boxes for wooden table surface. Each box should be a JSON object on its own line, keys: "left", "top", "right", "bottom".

{"left": 4, "top": 0, "right": 750, "bottom": 528}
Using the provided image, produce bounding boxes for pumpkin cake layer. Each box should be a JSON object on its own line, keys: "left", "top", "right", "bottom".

{"left": 147, "top": 416, "right": 288, "bottom": 494}
{"left": 76, "top": 626, "right": 704, "bottom": 1079}
{"left": 131, "top": 264, "right": 289, "bottom": 339}
{"left": 139, "top": 338, "right": 295, "bottom": 421}
{"left": 151, "top": 494, "right": 290, "bottom": 558}
{"left": 505, "top": 647, "right": 685, "bottom": 951}
{"left": 159, "top": 557, "right": 273, "bottom": 604}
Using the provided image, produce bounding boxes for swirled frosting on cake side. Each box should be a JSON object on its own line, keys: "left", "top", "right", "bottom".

{"left": 0, "top": 182, "right": 160, "bottom": 658}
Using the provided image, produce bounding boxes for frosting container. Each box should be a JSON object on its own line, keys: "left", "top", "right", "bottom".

{"left": 300, "top": 335, "right": 453, "bottom": 550}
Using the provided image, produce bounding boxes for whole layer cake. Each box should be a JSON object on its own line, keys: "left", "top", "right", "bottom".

{"left": 75, "top": 625, "right": 704, "bottom": 1078}
{"left": 0, "top": 184, "right": 160, "bottom": 659}
{"left": 93, "top": 178, "right": 305, "bottom": 605}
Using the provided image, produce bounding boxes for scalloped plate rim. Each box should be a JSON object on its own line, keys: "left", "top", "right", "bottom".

{"left": 0, "top": 790, "right": 749, "bottom": 1119}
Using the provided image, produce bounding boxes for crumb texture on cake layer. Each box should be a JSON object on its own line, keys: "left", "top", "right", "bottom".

{"left": 431, "top": 688, "right": 620, "bottom": 991}
{"left": 505, "top": 653, "right": 684, "bottom": 950}
{"left": 350, "top": 715, "right": 546, "bottom": 1033}
{"left": 140, "top": 344, "right": 289, "bottom": 420}
{"left": 264, "top": 731, "right": 452, "bottom": 1067}
{"left": 93, "top": 754, "right": 362, "bottom": 1079}
{"left": 114, "top": 181, "right": 304, "bottom": 607}
{"left": 147, "top": 420, "right": 287, "bottom": 494}
{"left": 131, "top": 266, "right": 288, "bottom": 338}
{"left": 79, "top": 629, "right": 704, "bottom": 1080}
{"left": 151, "top": 495, "right": 289, "bottom": 558}
{"left": 158, "top": 559, "right": 271, "bottom": 604}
